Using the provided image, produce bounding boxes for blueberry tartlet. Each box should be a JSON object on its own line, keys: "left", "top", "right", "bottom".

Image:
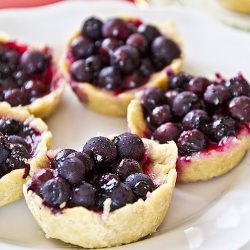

{"left": 127, "top": 72, "right": 250, "bottom": 182}
{"left": 0, "top": 102, "right": 51, "bottom": 207}
{"left": 0, "top": 34, "right": 65, "bottom": 118}
{"left": 61, "top": 16, "right": 183, "bottom": 116}
{"left": 24, "top": 132, "right": 177, "bottom": 248}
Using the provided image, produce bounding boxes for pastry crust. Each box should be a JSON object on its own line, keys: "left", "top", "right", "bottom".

{"left": 127, "top": 98, "right": 250, "bottom": 182}
{"left": 23, "top": 139, "right": 177, "bottom": 248}
{"left": 0, "top": 35, "right": 65, "bottom": 118}
{"left": 61, "top": 20, "right": 183, "bottom": 116}
{"left": 217, "top": 0, "right": 250, "bottom": 13}
{"left": 0, "top": 102, "right": 52, "bottom": 207}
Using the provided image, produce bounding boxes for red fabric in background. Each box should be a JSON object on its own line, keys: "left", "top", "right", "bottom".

{"left": 0, "top": 0, "right": 134, "bottom": 9}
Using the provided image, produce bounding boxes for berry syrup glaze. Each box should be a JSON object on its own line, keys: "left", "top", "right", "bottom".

{"left": 0, "top": 39, "right": 60, "bottom": 107}
{"left": 0, "top": 118, "right": 41, "bottom": 179}
{"left": 65, "top": 16, "right": 181, "bottom": 97}
{"left": 137, "top": 72, "right": 250, "bottom": 178}
{"left": 28, "top": 133, "right": 157, "bottom": 213}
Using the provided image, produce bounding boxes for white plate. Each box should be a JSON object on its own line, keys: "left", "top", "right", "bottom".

{"left": 0, "top": 1, "right": 250, "bottom": 249}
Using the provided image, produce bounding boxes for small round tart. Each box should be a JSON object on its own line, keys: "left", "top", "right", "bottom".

{"left": 0, "top": 102, "right": 52, "bottom": 207}
{"left": 23, "top": 132, "right": 177, "bottom": 248}
{"left": 0, "top": 34, "right": 65, "bottom": 118}
{"left": 127, "top": 72, "right": 250, "bottom": 182}
{"left": 61, "top": 16, "right": 183, "bottom": 116}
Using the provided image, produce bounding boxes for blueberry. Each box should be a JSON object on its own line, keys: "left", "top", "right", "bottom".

{"left": 206, "top": 116, "right": 236, "bottom": 142}
{"left": 83, "top": 136, "right": 117, "bottom": 168}
{"left": 70, "top": 59, "right": 93, "bottom": 82}
{"left": 8, "top": 135, "right": 30, "bottom": 151}
{"left": 69, "top": 182, "right": 98, "bottom": 210}
{"left": 85, "top": 55, "right": 103, "bottom": 73}
{"left": 0, "top": 63, "right": 12, "bottom": 79}
{"left": 182, "top": 109, "right": 209, "bottom": 131}
{"left": 165, "top": 89, "right": 182, "bottom": 106}
{"left": 3, "top": 88, "right": 28, "bottom": 106}
{"left": 203, "top": 84, "right": 231, "bottom": 107}
{"left": 113, "top": 158, "right": 142, "bottom": 180}
{"left": 137, "top": 24, "right": 161, "bottom": 43}
{"left": 57, "top": 157, "right": 88, "bottom": 185}
{"left": 124, "top": 173, "right": 155, "bottom": 200}
{"left": 152, "top": 122, "right": 181, "bottom": 143}
{"left": 168, "top": 72, "right": 192, "bottom": 90}
{"left": 147, "top": 104, "right": 173, "bottom": 127}
{"left": 24, "top": 80, "right": 50, "bottom": 101}
{"left": 139, "top": 58, "right": 154, "bottom": 77}
{"left": 1, "top": 49, "right": 20, "bottom": 72}
{"left": 225, "top": 77, "right": 250, "bottom": 97}
{"left": 100, "top": 183, "right": 135, "bottom": 211}
{"left": 151, "top": 36, "right": 180, "bottom": 68}
{"left": 186, "top": 77, "right": 211, "bottom": 96}
{"left": 98, "top": 66, "right": 122, "bottom": 90}
{"left": 99, "top": 38, "right": 123, "bottom": 59}
{"left": 40, "top": 177, "right": 71, "bottom": 207}
{"left": 102, "top": 18, "right": 129, "bottom": 40}
{"left": 123, "top": 71, "right": 146, "bottom": 90}
{"left": 0, "top": 119, "right": 22, "bottom": 135}
{"left": 20, "top": 51, "right": 50, "bottom": 75}
{"left": 111, "top": 45, "right": 140, "bottom": 74}
{"left": 177, "top": 129, "right": 207, "bottom": 156}
{"left": 229, "top": 96, "right": 250, "bottom": 122}
{"left": 29, "top": 168, "right": 54, "bottom": 194}
{"left": 126, "top": 33, "right": 148, "bottom": 54}
{"left": 94, "top": 173, "right": 120, "bottom": 191}
{"left": 141, "top": 87, "right": 166, "bottom": 112}
{"left": 113, "top": 132, "right": 144, "bottom": 162}
{"left": 0, "top": 134, "right": 10, "bottom": 164}
{"left": 172, "top": 91, "right": 202, "bottom": 118}
{"left": 10, "top": 143, "right": 30, "bottom": 159}
{"left": 52, "top": 149, "right": 76, "bottom": 168}
{"left": 70, "top": 36, "right": 94, "bottom": 60}
{"left": 13, "top": 70, "right": 29, "bottom": 86}
{"left": 82, "top": 17, "right": 103, "bottom": 40}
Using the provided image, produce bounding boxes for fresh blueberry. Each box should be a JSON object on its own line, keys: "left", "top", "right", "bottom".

{"left": 182, "top": 109, "right": 209, "bottom": 131}
{"left": 203, "top": 84, "right": 231, "bottom": 107}
{"left": 20, "top": 51, "right": 50, "bottom": 75}
{"left": 113, "top": 132, "right": 145, "bottom": 162}
{"left": 225, "top": 77, "right": 250, "bottom": 97}
{"left": 152, "top": 122, "right": 181, "bottom": 143}
{"left": 40, "top": 177, "right": 71, "bottom": 207}
{"left": 99, "top": 38, "right": 123, "bottom": 59}
{"left": 206, "top": 116, "right": 236, "bottom": 142}
{"left": 139, "top": 58, "right": 154, "bottom": 77}
{"left": 82, "top": 17, "right": 103, "bottom": 40}
{"left": 151, "top": 36, "right": 180, "bottom": 69}
{"left": 186, "top": 77, "right": 211, "bottom": 96}
{"left": 52, "top": 149, "right": 76, "bottom": 168}
{"left": 98, "top": 66, "right": 122, "bottom": 90}
{"left": 228, "top": 96, "right": 250, "bottom": 122}
{"left": 3, "top": 88, "right": 28, "bottom": 106}
{"left": 69, "top": 182, "right": 98, "bottom": 210}
{"left": 137, "top": 24, "right": 161, "bottom": 43}
{"left": 111, "top": 45, "right": 140, "bottom": 74}
{"left": 123, "top": 71, "right": 146, "bottom": 89}
{"left": 70, "top": 59, "right": 93, "bottom": 82}
{"left": 126, "top": 33, "right": 148, "bottom": 54}
{"left": 83, "top": 136, "right": 117, "bottom": 168}
{"left": 0, "top": 119, "right": 22, "bottom": 135}
{"left": 172, "top": 91, "right": 203, "bottom": 118}
{"left": 168, "top": 72, "right": 192, "bottom": 90}
{"left": 70, "top": 36, "right": 94, "bottom": 60}
{"left": 165, "top": 89, "right": 182, "bottom": 106}
{"left": 124, "top": 173, "right": 155, "bottom": 200}
{"left": 102, "top": 18, "right": 129, "bottom": 40}
{"left": 0, "top": 134, "right": 10, "bottom": 164}
{"left": 85, "top": 55, "right": 103, "bottom": 73}
{"left": 177, "top": 129, "right": 207, "bottom": 156}
{"left": 8, "top": 135, "right": 30, "bottom": 151}
{"left": 13, "top": 70, "right": 29, "bottom": 86}
{"left": 94, "top": 173, "right": 120, "bottom": 191}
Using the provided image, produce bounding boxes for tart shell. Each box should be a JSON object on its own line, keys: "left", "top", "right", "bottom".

{"left": 23, "top": 139, "right": 177, "bottom": 248}
{"left": 0, "top": 102, "right": 52, "bottom": 207}
{"left": 0, "top": 34, "right": 65, "bottom": 118}
{"left": 61, "top": 21, "right": 183, "bottom": 116}
{"left": 127, "top": 99, "right": 250, "bottom": 182}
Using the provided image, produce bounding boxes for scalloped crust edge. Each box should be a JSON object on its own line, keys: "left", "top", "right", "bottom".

{"left": 60, "top": 20, "right": 184, "bottom": 116}
{"left": 127, "top": 99, "right": 250, "bottom": 182}
{"left": 0, "top": 102, "right": 52, "bottom": 207}
{"left": 23, "top": 139, "right": 177, "bottom": 248}
{"left": 0, "top": 34, "right": 65, "bottom": 118}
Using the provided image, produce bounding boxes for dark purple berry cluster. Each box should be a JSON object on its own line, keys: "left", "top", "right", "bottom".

{"left": 0, "top": 41, "right": 52, "bottom": 107}
{"left": 0, "top": 118, "right": 39, "bottom": 178}
{"left": 29, "top": 133, "right": 156, "bottom": 211}
{"left": 141, "top": 72, "right": 250, "bottom": 156}
{"left": 69, "top": 16, "right": 181, "bottom": 91}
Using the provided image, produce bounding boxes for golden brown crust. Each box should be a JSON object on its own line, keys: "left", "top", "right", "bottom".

{"left": 0, "top": 34, "right": 65, "bottom": 118}
{"left": 23, "top": 139, "right": 177, "bottom": 248}
{"left": 0, "top": 102, "right": 52, "bottom": 207}
{"left": 127, "top": 99, "right": 250, "bottom": 182}
{"left": 61, "top": 21, "right": 183, "bottom": 116}
{"left": 218, "top": 0, "right": 250, "bottom": 13}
